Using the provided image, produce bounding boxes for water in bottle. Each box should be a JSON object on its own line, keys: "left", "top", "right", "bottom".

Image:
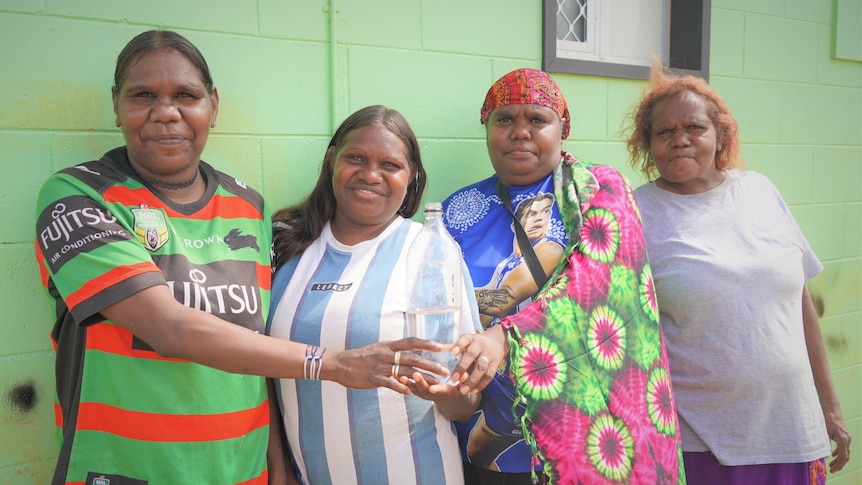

{"left": 406, "top": 202, "right": 462, "bottom": 384}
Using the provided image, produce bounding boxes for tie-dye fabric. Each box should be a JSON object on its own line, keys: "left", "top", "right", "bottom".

{"left": 500, "top": 152, "right": 685, "bottom": 484}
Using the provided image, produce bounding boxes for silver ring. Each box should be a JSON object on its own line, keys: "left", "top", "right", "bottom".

{"left": 394, "top": 350, "right": 402, "bottom": 366}
{"left": 478, "top": 355, "right": 490, "bottom": 364}
{"left": 391, "top": 364, "right": 400, "bottom": 378}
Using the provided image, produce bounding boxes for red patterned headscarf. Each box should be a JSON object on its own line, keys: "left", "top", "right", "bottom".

{"left": 480, "top": 68, "right": 571, "bottom": 139}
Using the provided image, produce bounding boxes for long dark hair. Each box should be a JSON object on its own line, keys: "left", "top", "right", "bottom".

{"left": 272, "top": 105, "right": 427, "bottom": 270}
{"left": 112, "top": 30, "right": 214, "bottom": 96}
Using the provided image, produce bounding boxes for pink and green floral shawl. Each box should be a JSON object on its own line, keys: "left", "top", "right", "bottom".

{"left": 501, "top": 152, "right": 686, "bottom": 484}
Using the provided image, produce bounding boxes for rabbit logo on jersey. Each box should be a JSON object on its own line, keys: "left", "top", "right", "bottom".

{"left": 131, "top": 204, "right": 169, "bottom": 251}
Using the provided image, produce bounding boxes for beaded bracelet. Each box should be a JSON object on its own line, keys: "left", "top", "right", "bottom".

{"left": 303, "top": 345, "right": 327, "bottom": 380}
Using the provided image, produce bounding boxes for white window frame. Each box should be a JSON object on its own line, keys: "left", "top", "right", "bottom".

{"left": 543, "top": 0, "right": 711, "bottom": 80}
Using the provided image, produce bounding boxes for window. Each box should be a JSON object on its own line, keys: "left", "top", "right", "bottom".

{"left": 543, "top": 0, "right": 711, "bottom": 80}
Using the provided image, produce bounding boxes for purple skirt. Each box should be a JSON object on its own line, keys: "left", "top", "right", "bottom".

{"left": 683, "top": 452, "right": 827, "bottom": 485}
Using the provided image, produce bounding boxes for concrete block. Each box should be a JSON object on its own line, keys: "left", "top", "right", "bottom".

{"left": 835, "top": 0, "right": 862, "bottom": 62}
{"left": 0, "top": 15, "right": 116, "bottom": 131}
{"left": 261, "top": 136, "right": 329, "bottom": 212}
{"left": 565, "top": 141, "right": 634, "bottom": 182}
{"left": 711, "top": 78, "right": 783, "bottom": 144}
{"left": 709, "top": 10, "right": 745, "bottom": 77}
{"left": 421, "top": 139, "right": 492, "bottom": 203}
{"left": 786, "top": 0, "right": 833, "bottom": 23}
{"left": 809, "top": 259, "right": 862, "bottom": 317}
{"left": 713, "top": 0, "right": 784, "bottom": 16}
{"left": 205, "top": 37, "right": 331, "bottom": 137}
{"left": 0, "top": 244, "right": 54, "bottom": 356}
{"left": 51, "top": 134, "right": 126, "bottom": 172}
{"left": 202, "top": 136, "right": 264, "bottom": 195}
{"left": 0, "top": 1, "right": 43, "bottom": 13}
{"left": 829, "top": 467, "right": 862, "bottom": 485}
{"left": 345, "top": 47, "right": 490, "bottom": 139}
{"left": 839, "top": 312, "right": 862, "bottom": 370}
{"left": 817, "top": 25, "right": 862, "bottom": 87}
{"left": 831, "top": 367, "right": 861, "bottom": 423}
{"left": 791, "top": 204, "right": 846, "bottom": 262}
{"left": 46, "top": 0, "right": 259, "bottom": 35}
{"left": 0, "top": 134, "right": 55, "bottom": 243}
{"left": 607, "top": 78, "right": 644, "bottom": 142}
{"left": 259, "top": 0, "right": 329, "bottom": 42}
{"left": 0, "top": 353, "right": 56, "bottom": 469}
{"left": 422, "top": 0, "right": 539, "bottom": 60}
{"left": 811, "top": 147, "right": 862, "bottom": 203}
{"left": 338, "top": 0, "right": 420, "bottom": 50}
{"left": 843, "top": 203, "right": 861, "bottom": 258}
{"left": 0, "top": 459, "right": 55, "bottom": 485}
{"left": 781, "top": 85, "right": 860, "bottom": 146}
{"left": 744, "top": 15, "right": 819, "bottom": 83}
{"left": 557, "top": 75, "right": 609, "bottom": 141}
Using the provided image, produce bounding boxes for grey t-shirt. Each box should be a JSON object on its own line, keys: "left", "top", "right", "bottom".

{"left": 634, "top": 169, "right": 830, "bottom": 465}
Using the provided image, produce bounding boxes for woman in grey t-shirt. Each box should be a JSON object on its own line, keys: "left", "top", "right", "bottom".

{"left": 625, "top": 64, "right": 851, "bottom": 484}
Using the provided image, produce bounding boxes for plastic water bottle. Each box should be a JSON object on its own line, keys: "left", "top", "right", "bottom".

{"left": 406, "top": 202, "right": 462, "bottom": 384}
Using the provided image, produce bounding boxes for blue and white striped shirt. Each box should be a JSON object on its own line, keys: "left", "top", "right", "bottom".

{"left": 268, "top": 217, "right": 479, "bottom": 485}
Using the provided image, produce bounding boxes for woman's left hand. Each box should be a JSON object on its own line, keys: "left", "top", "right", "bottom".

{"left": 826, "top": 412, "right": 851, "bottom": 473}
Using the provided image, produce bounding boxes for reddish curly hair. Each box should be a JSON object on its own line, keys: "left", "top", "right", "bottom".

{"left": 626, "top": 64, "right": 742, "bottom": 181}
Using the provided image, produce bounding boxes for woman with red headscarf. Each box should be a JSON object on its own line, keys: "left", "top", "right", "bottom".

{"left": 435, "top": 68, "right": 686, "bottom": 484}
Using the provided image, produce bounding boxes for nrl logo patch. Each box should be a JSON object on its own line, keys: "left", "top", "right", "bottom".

{"left": 131, "top": 204, "right": 169, "bottom": 251}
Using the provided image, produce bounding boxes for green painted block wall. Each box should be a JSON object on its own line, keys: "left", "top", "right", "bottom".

{"left": 1, "top": 1, "right": 859, "bottom": 483}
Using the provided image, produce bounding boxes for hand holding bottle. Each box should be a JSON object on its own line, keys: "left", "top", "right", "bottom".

{"left": 406, "top": 202, "right": 464, "bottom": 384}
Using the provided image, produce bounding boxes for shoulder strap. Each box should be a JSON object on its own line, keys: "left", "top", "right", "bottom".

{"left": 496, "top": 179, "right": 551, "bottom": 291}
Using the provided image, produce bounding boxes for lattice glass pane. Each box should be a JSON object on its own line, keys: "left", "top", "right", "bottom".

{"left": 557, "top": 0, "right": 587, "bottom": 42}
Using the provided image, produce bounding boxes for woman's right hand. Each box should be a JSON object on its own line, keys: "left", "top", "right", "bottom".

{"left": 322, "top": 338, "right": 450, "bottom": 394}
{"left": 400, "top": 371, "right": 481, "bottom": 422}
